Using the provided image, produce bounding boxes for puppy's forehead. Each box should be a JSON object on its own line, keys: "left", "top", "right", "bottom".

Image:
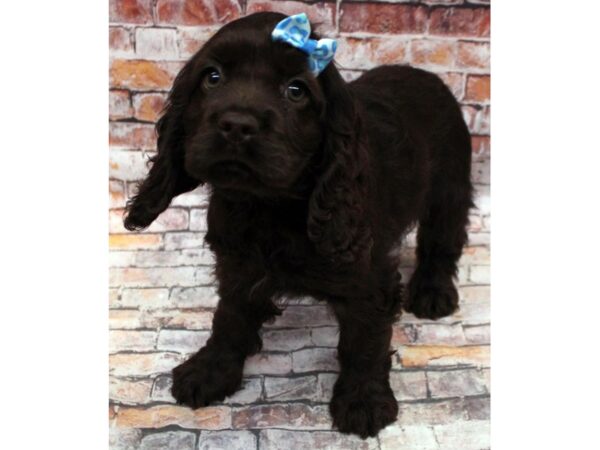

{"left": 205, "top": 14, "right": 311, "bottom": 79}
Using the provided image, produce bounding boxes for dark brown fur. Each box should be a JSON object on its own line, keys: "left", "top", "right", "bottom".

{"left": 124, "top": 12, "right": 474, "bottom": 438}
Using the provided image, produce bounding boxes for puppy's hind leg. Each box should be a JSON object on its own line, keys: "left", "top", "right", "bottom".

{"left": 405, "top": 126, "right": 474, "bottom": 320}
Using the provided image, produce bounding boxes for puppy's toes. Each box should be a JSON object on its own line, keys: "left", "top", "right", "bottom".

{"left": 405, "top": 270, "right": 459, "bottom": 320}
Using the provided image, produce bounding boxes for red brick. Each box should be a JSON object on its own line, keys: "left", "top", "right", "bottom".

{"left": 109, "top": 377, "right": 153, "bottom": 404}
{"left": 109, "top": 26, "right": 133, "bottom": 54}
{"left": 156, "top": 0, "right": 242, "bottom": 26}
{"left": 110, "top": 59, "right": 183, "bottom": 91}
{"left": 340, "top": 3, "right": 428, "bottom": 34}
{"left": 233, "top": 404, "right": 330, "bottom": 430}
{"left": 429, "top": 6, "right": 490, "bottom": 37}
{"left": 465, "top": 75, "right": 490, "bottom": 102}
{"left": 132, "top": 92, "right": 167, "bottom": 122}
{"left": 110, "top": 0, "right": 153, "bottom": 24}
{"left": 410, "top": 39, "right": 456, "bottom": 68}
{"left": 109, "top": 122, "right": 156, "bottom": 150}
{"left": 471, "top": 135, "right": 490, "bottom": 159}
{"left": 247, "top": 1, "right": 336, "bottom": 34}
{"left": 457, "top": 41, "right": 490, "bottom": 70}
{"left": 178, "top": 27, "right": 219, "bottom": 58}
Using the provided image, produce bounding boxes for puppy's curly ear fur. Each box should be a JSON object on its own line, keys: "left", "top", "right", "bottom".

{"left": 307, "top": 67, "right": 372, "bottom": 263}
{"left": 124, "top": 62, "right": 201, "bottom": 231}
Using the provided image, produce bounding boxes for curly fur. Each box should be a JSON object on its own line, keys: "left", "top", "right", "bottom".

{"left": 123, "top": 12, "right": 474, "bottom": 438}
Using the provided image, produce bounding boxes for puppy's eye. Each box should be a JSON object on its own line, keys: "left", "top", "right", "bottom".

{"left": 285, "top": 80, "right": 307, "bottom": 102}
{"left": 203, "top": 68, "right": 222, "bottom": 89}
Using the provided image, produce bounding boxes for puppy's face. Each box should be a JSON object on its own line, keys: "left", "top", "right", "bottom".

{"left": 181, "top": 13, "right": 325, "bottom": 197}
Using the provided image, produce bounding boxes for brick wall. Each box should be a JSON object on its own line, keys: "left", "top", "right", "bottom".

{"left": 109, "top": 1, "right": 490, "bottom": 448}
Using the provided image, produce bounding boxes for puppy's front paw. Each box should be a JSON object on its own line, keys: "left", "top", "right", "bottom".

{"left": 330, "top": 377, "right": 398, "bottom": 439}
{"left": 405, "top": 269, "right": 459, "bottom": 320}
{"left": 171, "top": 346, "right": 243, "bottom": 408}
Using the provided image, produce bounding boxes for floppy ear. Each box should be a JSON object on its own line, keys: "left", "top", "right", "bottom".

{"left": 307, "top": 66, "right": 372, "bottom": 263}
{"left": 123, "top": 61, "right": 201, "bottom": 231}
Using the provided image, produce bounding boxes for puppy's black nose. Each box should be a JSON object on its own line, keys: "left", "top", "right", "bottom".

{"left": 218, "top": 111, "right": 259, "bottom": 143}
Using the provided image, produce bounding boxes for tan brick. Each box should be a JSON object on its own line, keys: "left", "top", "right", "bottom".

{"left": 109, "top": 90, "right": 132, "bottom": 120}
{"left": 400, "top": 345, "right": 490, "bottom": 368}
{"left": 132, "top": 92, "right": 167, "bottom": 122}
{"left": 110, "top": 309, "right": 162, "bottom": 329}
{"left": 110, "top": 59, "right": 183, "bottom": 91}
{"left": 109, "top": 233, "right": 163, "bottom": 250}
{"left": 135, "top": 27, "right": 178, "bottom": 59}
{"left": 109, "top": 377, "right": 153, "bottom": 404}
{"left": 198, "top": 430, "right": 256, "bottom": 450}
{"left": 109, "top": 122, "right": 156, "bottom": 150}
{"left": 157, "top": 0, "right": 242, "bottom": 26}
{"left": 392, "top": 324, "right": 415, "bottom": 347}
{"left": 465, "top": 75, "right": 490, "bottom": 103}
{"left": 164, "top": 232, "right": 206, "bottom": 250}
{"left": 170, "top": 186, "right": 210, "bottom": 207}
{"left": 410, "top": 39, "right": 456, "bottom": 68}
{"left": 471, "top": 160, "right": 491, "bottom": 185}
{"left": 110, "top": 249, "right": 213, "bottom": 268}
{"left": 224, "top": 377, "right": 264, "bottom": 405}
{"left": 292, "top": 348, "right": 339, "bottom": 373}
{"left": 259, "top": 430, "right": 378, "bottom": 450}
{"left": 233, "top": 404, "right": 330, "bottom": 430}
{"left": 109, "top": 352, "right": 184, "bottom": 377}
{"left": 116, "top": 404, "right": 231, "bottom": 429}
{"left": 109, "top": 330, "right": 157, "bottom": 353}
{"left": 156, "top": 310, "right": 214, "bottom": 330}
{"left": 244, "top": 353, "right": 292, "bottom": 376}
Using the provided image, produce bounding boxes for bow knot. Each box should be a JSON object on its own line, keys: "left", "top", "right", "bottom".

{"left": 271, "top": 13, "right": 337, "bottom": 76}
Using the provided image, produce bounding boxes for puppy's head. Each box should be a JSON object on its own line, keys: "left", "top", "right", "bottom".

{"left": 124, "top": 12, "right": 370, "bottom": 263}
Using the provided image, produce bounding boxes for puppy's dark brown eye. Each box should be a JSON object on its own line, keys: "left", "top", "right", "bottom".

{"left": 285, "top": 81, "right": 307, "bottom": 102}
{"left": 203, "top": 68, "right": 221, "bottom": 89}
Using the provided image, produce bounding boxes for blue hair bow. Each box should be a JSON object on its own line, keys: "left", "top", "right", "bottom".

{"left": 271, "top": 13, "right": 337, "bottom": 76}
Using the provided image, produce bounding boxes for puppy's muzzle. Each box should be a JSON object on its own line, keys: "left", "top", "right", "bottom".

{"left": 218, "top": 111, "right": 259, "bottom": 144}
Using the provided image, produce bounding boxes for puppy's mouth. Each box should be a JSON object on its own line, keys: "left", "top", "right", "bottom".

{"left": 207, "top": 161, "right": 259, "bottom": 186}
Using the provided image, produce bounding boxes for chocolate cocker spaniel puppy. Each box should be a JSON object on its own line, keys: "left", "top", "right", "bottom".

{"left": 123, "top": 12, "right": 473, "bottom": 438}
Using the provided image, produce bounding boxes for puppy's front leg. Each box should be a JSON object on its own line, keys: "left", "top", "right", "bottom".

{"left": 330, "top": 298, "right": 398, "bottom": 438}
{"left": 171, "top": 254, "right": 278, "bottom": 408}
